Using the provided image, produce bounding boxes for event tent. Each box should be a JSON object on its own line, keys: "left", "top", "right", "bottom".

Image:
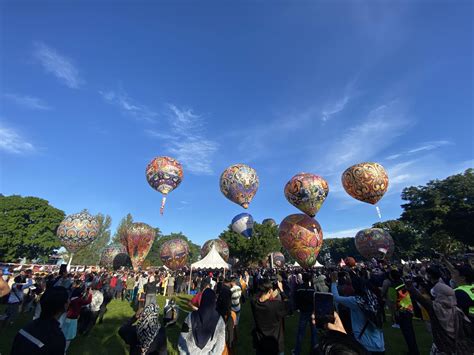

{"left": 188, "top": 245, "right": 231, "bottom": 293}
{"left": 293, "top": 260, "right": 324, "bottom": 267}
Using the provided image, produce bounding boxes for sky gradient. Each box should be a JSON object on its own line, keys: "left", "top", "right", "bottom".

{"left": 1, "top": 1, "right": 473, "bottom": 246}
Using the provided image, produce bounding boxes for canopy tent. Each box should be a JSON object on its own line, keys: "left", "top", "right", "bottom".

{"left": 188, "top": 245, "right": 231, "bottom": 293}
{"left": 293, "top": 261, "right": 300, "bottom": 267}
{"left": 293, "top": 260, "right": 324, "bottom": 268}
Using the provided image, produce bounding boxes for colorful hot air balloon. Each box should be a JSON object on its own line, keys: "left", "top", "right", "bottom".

{"left": 270, "top": 252, "right": 286, "bottom": 268}
{"left": 57, "top": 211, "right": 99, "bottom": 266}
{"left": 220, "top": 164, "right": 259, "bottom": 208}
{"left": 262, "top": 218, "right": 277, "bottom": 227}
{"left": 100, "top": 244, "right": 127, "bottom": 268}
{"left": 146, "top": 156, "right": 184, "bottom": 214}
{"left": 160, "top": 239, "right": 189, "bottom": 270}
{"left": 279, "top": 214, "right": 324, "bottom": 268}
{"left": 354, "top": 228, "right": 394, "bottom": 260}
{"left": 232, "top": 213, "right": 254, "bottom": 238}
{"left": 123, "top": 223, "right": 156, "bottom": 271}
{"left": 284, "top": 173, "right": 329, "bottom": 217}
{"left": 341, "top": 162, "right": 389, "bottom": 217}
{"left": 201, "top": 239, "right": 230, "bottom": 261}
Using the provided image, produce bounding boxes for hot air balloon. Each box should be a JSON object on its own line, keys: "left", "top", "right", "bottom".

{"left": 146, "top": 156, "right": 184, "bottom": 214}
{"left": 262, "top": 218, "right": 277, "bottom": 227}
{"left": 201, "top": 239, "right": 229, "bottom": 261}
{"left": 160, "top": 239, "right": 189, "bottom": 270}
{"left": 279, "top": 214, "right": 324, "bottom": 268}
{"left": 232, "top": 213, "right": 254, "bottom": 238}
{"left": 220, "top": 164, "right": 259, "bottom": 208}
{"left": 57, "top": 210, "right": 99, "bottom": 267}
{"left": 354, "top": 228, "right": 394, "bottom": 260}
{"left": 341, "top": 162, "right": 389, "bottom": 218}
{"left": 100, "top": 244, "right": 128, "bottom": 269}
{"left": 123, "top": 223, "right": 156, "bottom": 271}
{"left": 269, "top": 252, "right": 285, "bottom": 268}
{"left": 284, "top": 173, "right": 329, "bottom": 217}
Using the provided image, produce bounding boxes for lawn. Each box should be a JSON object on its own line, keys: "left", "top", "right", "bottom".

{"left": 0, "top": 294, "right": 432, "bottom": 355}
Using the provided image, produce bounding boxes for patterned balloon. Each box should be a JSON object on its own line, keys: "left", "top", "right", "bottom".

{"left": 284, "top": 173, "right": 329, "bottom": 217}
{"left": 279, "top": 214, "right": 324, "bottom": 268}
{"left": 57, "top": 211, "right": 99, "bottom": 253}
{"left": 262, "top": 218, "right": 277, "bottom": 227}
{"left": 355, "top": 228, "right": 394, "bottom": 260}
{"left": 123, "top": 223, "right": 156, "bottom": 271}
{"left": 232, "top": 213, "right": 254, "bottom": 238}
{"left": 160, "top": 239, "right": 189, "bottom": 270}
{"left": 146, "top": 156, "right": 184, "bottom": 214}
{"left": 220, "top": 164, "right": 259, "bottom": 208}
{"left": 271, "top": 252, "right": 286, "bottom": 268}
{"left": 341, "top": 162, "right": 389, "bottom": 205}
{"left": 100, "top": 244, "right": 127, "bottom": 268}
{"left": 201, "top": 239, "right": 230, "bottom": 261}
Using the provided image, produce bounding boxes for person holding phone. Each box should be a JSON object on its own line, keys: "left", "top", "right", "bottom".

{"left": 330, "top": 271, "right": 385, "bottom": 354}
{"left": 293, "top": 273, "right": 318, "bottom": 355}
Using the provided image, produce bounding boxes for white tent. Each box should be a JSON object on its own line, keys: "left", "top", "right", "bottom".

{"left": 188, "top": 245, "right": 231, "bottom": 293}
{"left": 293, "top": 261, "right": 300, "bottom": 267}
{"left": 314, "top": 260, "right": 324, "bottom": 268}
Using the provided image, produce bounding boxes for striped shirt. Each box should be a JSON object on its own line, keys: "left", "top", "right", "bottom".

{"left": 230, "top": 285, "right": 242, "bottom": 313}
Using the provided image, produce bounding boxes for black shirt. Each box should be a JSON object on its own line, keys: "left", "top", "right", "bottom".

{"left": 11, "top": 318, "right": 66, "bottom": 355}
{"left": 250, "top": 293, "right": 289, "bottom": 354}
{"left": 295, "top": 283, "right": 314, "bottom": 313}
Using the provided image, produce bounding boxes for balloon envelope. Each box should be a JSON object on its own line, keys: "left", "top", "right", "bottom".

{"left": 269, "top": 252, "right": 285, "bottom": 268}
{"left": 57, "top": 211, "right": 99, "bottom": 253}
{"left": 100, "top": 244, "right": 127, "bottom": 268}
{"left": 160, "top": 239, "right": 189, "bottom": 270}
{"left": 279, "top": 214, "right": 324, "bottom": 268}
{"left": 123, "top": 223, "right": 156, "bottom": 271}
{"left": 284, "top": 173, "right": 329, "bottom": 217}
{"left": 146, "top": 156, "right": 183, "bottom": 195}
{"left": 201, "top": 239, "right": 229, "bottom": 261}
{"left": 232, "top": 213, "right": 254, "bottom": 238}
{"left": 262, "top": 218, "right": 277, "bottom": 227}
{"left": 355, "top": 228, "right": 394, "bottom": 260}
{"left": 220, "top": 164, "right": 259, "bottom": 208}
{"left": 341, "top": 162, "right": 389, "bottom": 205}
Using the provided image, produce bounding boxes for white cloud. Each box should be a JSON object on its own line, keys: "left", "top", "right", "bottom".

{"left": 325, "top": 227, "right": 365, "bottom": 239}
{"left": 146, "top": 105, "right": 218, "bottom": 175}
{"left": 33, "top": 42, "right": 83, "bottom": 89}
{"left": 320, "top": 101, "right": 411, "bottom": 174}
{"left": 99, "top": 90, "right": 158, "bottom": 123}
{"left": 3, "top": 93, "right": 51, "bottom": 110}
{"left": 321, "top": 94, "right": 351, "bottom": 122}
{"left": 0, "top": 124, "right": 35, "bottom": 154}
{"left": 386, "top": 140, "right": 452, "bottom": 160}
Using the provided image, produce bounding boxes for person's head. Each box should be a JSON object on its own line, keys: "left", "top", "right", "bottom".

{"left": 426, "top": 266, "right": 442, "bottom": 284}
{"left": 303, "top": 273, "right": 312, "bottom": 284}
{"left": 199, "top": 288, "right": 217, "bottom": 310}
{"left": 257, "top": 280, "right": 273, "bottom": 300}
{"left": 389, "top": 269, "right": 401, "bottom": 282}
{"left": 40, "top": 287, "right": 69, "bottom": 319}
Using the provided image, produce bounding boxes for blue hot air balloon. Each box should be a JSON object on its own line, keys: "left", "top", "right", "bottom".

{"left": 232, "top": 213, "right": 254, "bottom": 238}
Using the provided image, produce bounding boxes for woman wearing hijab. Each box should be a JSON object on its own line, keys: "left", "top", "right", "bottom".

{"left": 118, "top": 303, "right": 165, "bottom": 355}
{"left": 178, "top": 288, "right": 225, "bottom": 355}
{"left": 406, "top": 281, "right": 473, "bottom": 355}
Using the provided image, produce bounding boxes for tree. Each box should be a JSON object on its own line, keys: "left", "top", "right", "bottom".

{"left": 219, "top": 222, "right": 282, "bottom": 266}
{"left": 73, "top": 213, "right": 112, "bottom": 265}
{"left": 0, "top": 195, "right": 65, "bottom": 262}
{"left": 145, "top": 232, "right": 200, "bottom": 266}
{"left": 400, "top": 169, "right": 474, "bottom": 252}
{"left": 112, "top": 213, "right": 133, "bottom": 245}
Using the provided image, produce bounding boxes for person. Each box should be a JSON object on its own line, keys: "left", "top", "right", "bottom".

{"left": 312, "top": 312, "right": 369, "bottom": 355}
{"left": 178, "top": 288, "right": 225, "bottom": 354}
{"left": 145, "top": 275, "right": 157, "bottom": 307}
{"left": 62, "top": 286, "right": 92, "bottom": 350}
{"left": 216, "top": 280, "right": 236, "bottom": 355}
{"left": 1, "top": 275, "right": 33, "bottom": 327}
{"left": 251, "top": 279, "right": 289, "bottom": 355}
{"left": 330, "top": 272, "right": 385, "bottom": 354}
{"left": 83, "top": 287, "right": 104, "bottom": 335}
{"left": 294, "top": 273, "right": 318, "bottom": 355}
{"left": 126, "top": 273, "right": 135, "bottom": 302}
{"left": 11, "top": 287, "right": 69, "bottom": 355}
{"left": 188, "top": 280, "right": 211, "bottom": 311}
{"left": 230, "top": 278, "right": 242, "bottom": 325}
{"left": 118, "top": 303, "right": 166, "bottom": 355}
{"left": 98, "top": 280, "right": 113, "bottom": 324}
{"left": 167, "top": 274, "right": 175, "bottom": 297}
{"left": 0, "top": 269, "right": 11, "bottom": 297}
{"left": 406, "top": 280, "right": 474, "bottom": 355}
{"left": 389, "top": 270, "right": 419, "bottom": 355}
{"left": 314, "top": 273, "right": 329, "bottom": 293}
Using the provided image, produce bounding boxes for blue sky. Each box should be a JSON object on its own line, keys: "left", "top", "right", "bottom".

{"left": 1, "top": 1, "right": 472, "bottom": 246}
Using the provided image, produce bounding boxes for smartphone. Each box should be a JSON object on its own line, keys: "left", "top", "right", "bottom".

{"left": 313, "top": 292, "right": 335, "bottom": 328}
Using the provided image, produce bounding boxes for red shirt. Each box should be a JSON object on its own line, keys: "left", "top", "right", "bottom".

{"left": 67, "top": 294, "right": 92, "bottom": 319}
{"left": 191, "top": 291, "right": 203, "bottom": 307}
{"left": 110, "top": 277, "right": 118, "bottom": 288}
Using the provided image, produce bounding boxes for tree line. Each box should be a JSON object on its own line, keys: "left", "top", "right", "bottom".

{"left": 0, "top": 169, "right": 472, "bottom": 265}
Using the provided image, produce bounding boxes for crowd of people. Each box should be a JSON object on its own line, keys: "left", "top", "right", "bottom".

{"left": 0, "top": 254, "right": 473, "bottom": 355}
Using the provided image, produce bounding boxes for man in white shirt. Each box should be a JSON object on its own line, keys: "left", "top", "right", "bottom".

{"left": 230, "top": 277, "right": 242, "bottom": 325}
{"left": 1, "top": 275, "right": 33, "bottom": 327}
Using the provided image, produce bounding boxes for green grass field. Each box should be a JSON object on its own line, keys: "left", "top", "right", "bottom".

{"left": 0, "top": 294, "right": 432, "bottom": 354}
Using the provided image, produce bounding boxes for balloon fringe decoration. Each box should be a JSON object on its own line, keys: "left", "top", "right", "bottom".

{"left": 375, "top": 205, "right": 382, "bottom": 219}
{"left": 160, "top": 196, "right": 167, "bottom": 215}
